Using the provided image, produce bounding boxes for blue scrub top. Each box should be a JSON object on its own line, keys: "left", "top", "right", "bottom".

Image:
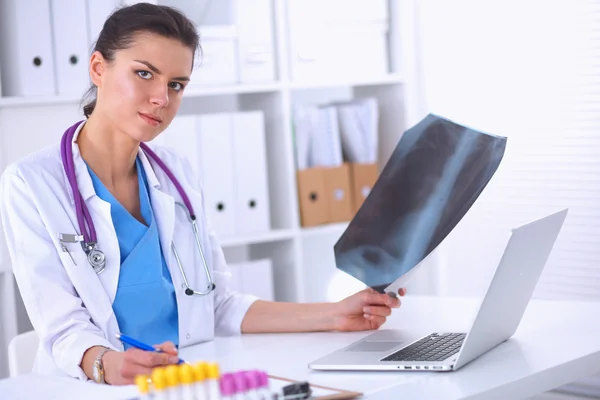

{"left": 87, "top": 158, "right": 179, "bottom": 348}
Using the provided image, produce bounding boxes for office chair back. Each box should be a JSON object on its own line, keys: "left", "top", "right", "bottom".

{"left": 8, "top": 330, "right": 38, "bottom": 377}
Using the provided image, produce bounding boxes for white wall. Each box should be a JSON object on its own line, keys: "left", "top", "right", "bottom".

{"left": 417, "top": 0, "right": 600, "bottom": 301}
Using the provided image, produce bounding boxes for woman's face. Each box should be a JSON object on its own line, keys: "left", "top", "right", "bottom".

{"left": 91, "top": 32, "right": 194, "bottom": 143}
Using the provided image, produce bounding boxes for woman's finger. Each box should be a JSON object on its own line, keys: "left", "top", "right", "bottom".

{"left": 362, "top": 290, "right": 395, "bottom": 307}
{"left": 125, "top": 348, "right": 179, "bottom": 368}
{"left": 154, "top": 341, "right": 178, "bottom": 356}
{"left": 398, "top": 287, "right": 407, "bottom": 296}
{"left": 363, "top": 305, "right": 392, "bottom": 317}
{"left": 364, "top": 314, "right": 386, "bottom": 326}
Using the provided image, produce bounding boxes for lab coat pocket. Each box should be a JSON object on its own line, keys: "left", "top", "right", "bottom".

{"left": 57, "top": 244, "right": 112, "bottom": 323}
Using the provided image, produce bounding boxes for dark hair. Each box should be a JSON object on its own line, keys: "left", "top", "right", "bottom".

{"left": 81, "top": 3, "right": 200, "bottom": 118}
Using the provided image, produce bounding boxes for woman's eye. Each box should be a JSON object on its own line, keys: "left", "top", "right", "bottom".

{"left": 136, "top": 70, "right": 152, "bottom": 79}
{"left": 169, "top": 82, "right": 183, "bottom": 92}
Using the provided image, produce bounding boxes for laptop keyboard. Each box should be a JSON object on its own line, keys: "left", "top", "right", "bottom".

{"left": 381, "top": 333, "right": 466, "bottom": 362}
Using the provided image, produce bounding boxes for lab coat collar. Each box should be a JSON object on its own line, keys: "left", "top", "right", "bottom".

{"left": 63, "top": 120, "right": 161, "bottom": 204}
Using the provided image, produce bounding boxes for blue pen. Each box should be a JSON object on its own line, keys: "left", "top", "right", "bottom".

{"left": 115, "top": 333, "right": 185, "bottom": 364}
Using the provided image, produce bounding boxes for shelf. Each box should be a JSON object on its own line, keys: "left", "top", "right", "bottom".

{"left": 0, "top": 82, "right": 283, "bottom": 109}
{"left": 0, "top": 94, "right": 82, "bottom": 108}
{"left": 300, "top": 222, "right": 350, "bottom": 238}
{"left": 182, "top": 82, "right": 282, "bottom": 97}
{"left": 0, "top": 75, "right": 406, "bottom": 108}
{"left": 219, "top": 228, "right": 297, "bottom": 248}
{"left": 286, "top": 73, "right": 404, "bottom": 90}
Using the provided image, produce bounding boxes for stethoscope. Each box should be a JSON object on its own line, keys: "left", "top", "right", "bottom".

{"left": 59, "top": 120, "right": 216, "bottom": 296}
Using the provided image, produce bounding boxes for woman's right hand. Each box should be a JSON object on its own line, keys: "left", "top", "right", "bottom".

{"left": 103, "top": 341, "right": 180, "bottom": 385}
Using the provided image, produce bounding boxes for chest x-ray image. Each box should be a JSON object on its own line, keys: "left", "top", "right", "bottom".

{"left": 334, "top": 114, "right": 507, "bottom": 293}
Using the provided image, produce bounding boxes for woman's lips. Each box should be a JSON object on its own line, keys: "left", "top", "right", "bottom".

{"left": 139, "top": 112, "right": 162, "bottom": 127}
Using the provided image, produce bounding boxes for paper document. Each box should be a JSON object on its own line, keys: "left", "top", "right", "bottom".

{"left": 333, "top": 114, "right": 507, "bottom": 292}
{"left": 337, "top": 97, "right": 379, "bottom": 164}
{"left": 293, "top": 104, "right": 344, "bottom": 169}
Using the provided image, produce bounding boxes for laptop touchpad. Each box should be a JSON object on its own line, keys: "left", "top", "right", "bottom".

{"left": 345, "top": 341, "right": 403, "bottom": 352}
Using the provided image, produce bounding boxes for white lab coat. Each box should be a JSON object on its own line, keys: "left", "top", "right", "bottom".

{"left": 0, "top": 121, "right": 258, "bottom": 380}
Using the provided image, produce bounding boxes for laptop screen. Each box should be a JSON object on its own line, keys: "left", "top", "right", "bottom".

{"left": 334, "top": 114, "right": 507, "bottom": 292}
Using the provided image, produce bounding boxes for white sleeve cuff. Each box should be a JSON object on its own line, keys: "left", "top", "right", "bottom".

{"left": 215, "top": 293, "right": 259, "bottom": 336}
{"left": 52, "top": 331, "right": 117, "bottom": 381}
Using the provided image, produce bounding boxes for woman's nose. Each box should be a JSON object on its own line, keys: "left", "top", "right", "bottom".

{"left": 150, "top": 85, "right": 169, "bottom": 108}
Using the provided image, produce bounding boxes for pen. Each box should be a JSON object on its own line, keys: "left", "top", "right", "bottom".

{"left": 115, "top": 333, "right": 186, "bottom": 364}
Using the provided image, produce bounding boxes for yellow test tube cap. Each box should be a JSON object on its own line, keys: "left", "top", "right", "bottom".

{"left": 205, "top": 362, "right": 220, "bottom": 379}
{"left": 179, "top": 363, "right": 195, "bottom": 385}
{"left": 135, "top": 374, "right": 150, "bottom": 394}
{"left": 151, "top": 367, "right": 167, "bottom": 391}
{"left": 193, "top": 362, "right": 206, "bottom": 382}
{"left": 165, "top": 364, "right": 180, "bottom": 387}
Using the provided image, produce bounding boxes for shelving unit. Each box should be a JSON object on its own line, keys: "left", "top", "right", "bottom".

{"left": 0, "top": 0, "right": 426, "bottom": 378}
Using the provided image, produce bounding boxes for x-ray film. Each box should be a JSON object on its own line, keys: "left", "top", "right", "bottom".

{"left": 334, "top": 114, "right": 507, "bottom": 293}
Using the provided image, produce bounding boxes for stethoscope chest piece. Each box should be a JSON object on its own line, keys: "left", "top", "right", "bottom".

{"left": 83, "top": 242, "right": 106, "bottom": 274}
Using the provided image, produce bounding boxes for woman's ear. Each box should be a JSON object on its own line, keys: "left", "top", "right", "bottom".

{"left": 89, "top": 51, "right": 106, "bottom": 88}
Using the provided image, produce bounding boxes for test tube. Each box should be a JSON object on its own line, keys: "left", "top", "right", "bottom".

{"left": 165, "top": 364, "right": 182, "bottom": 400}
{"left": 151, "top": 367, "right": 169, "bottom": 400}
{"left": 178, "top": 363, "right": 196, "bottom": 400}
{"left": 192, "top": 362, "right": 208, "bottom": 400}
{"left": 229, "top": 371, "right": 246, "bottom": 400}
{"left": 219, "top": 373, "right": 236, "bottom": 400}
{"left": 242, "top": 371, "right": 261, "bottom": 400}
{"left": 205, "top": 362, "right": 221, "bottom": 400}
{"left": 135, "top": 374, "right": 151, "bottom": 400}
{"left": 257, "top": 371, "right": 271, "bottom": 400}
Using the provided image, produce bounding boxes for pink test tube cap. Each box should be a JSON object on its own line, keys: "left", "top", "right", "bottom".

{"left": 220, "top": 373, "right": 236, "bottom": 396}
{"left": 233, "top": 371, "right": 248, "bottom": 392}
{"left": 259, "top": 371, "right": 269, "bottom": 387}
{"left": 244, "top": 371, "right": 260, "bottom": 390}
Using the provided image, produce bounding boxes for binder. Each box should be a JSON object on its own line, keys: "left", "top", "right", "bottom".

{"left": 240, "top": 259, "right": 275, "bottom": 301}
{"left": 86, "top": 0, "right": 120, "bottom": 48}
{"left": 297, "top": 167, "right": 329, "bottom": 227}
{"left": 232, "top": 112, "right": 271, "bottom": 234}
{"left": 50, "top": 0, "right": 91, "bottom": 96}
{"left": 154, "top": 115, "right": 200, "bottom": 178}
{"left": 196, "top": 114, "right": 237, "bottom": 237}
{"left": 189, "top": 26, "right": 238, "bottom": 88}
{"left": 226, "top": 262, "right": 244, "bottom": 293}
{"left": 235, "top": 0, "right": 276, "bottom": 82}
{"left": 227, "top": 259, "right": 275, "bottom": 301}
{"left": 323, "top": 164, "right": 353, "bottom": 223}
{"left": 0, "top": 0, "right": 57, "bottom": 96}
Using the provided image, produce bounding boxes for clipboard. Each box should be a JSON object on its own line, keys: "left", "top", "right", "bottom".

{"left": 268, "top": 374, "right": 363, "bottom": 399}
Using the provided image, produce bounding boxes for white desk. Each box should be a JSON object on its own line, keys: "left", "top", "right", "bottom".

{"left": 2, "top": 295, "right": 600, "bottom": 400}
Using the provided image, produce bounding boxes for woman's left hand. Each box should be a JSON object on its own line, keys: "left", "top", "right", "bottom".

{"left": 332, "top": 287, "right": 407, "bottom": 332}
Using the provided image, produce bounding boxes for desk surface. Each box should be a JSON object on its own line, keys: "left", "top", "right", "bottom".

{"left": 2, "top": 295, "right": 600, "bottom": 400}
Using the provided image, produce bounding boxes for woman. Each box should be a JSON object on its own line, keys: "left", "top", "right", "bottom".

{"left": 0, "top": 4, "right": 406, "bottom": 385}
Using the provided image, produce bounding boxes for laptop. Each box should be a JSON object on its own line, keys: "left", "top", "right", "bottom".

{"left": 309, "top": 208, "right": 568, "bottom": 372}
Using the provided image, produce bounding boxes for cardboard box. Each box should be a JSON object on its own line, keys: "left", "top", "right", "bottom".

{"left": 324, "top": 164, "right": 354, "bottom": 223}
{"left": 297, "top": 164, "right": 354, "bottom": 226}
{"left": 348, "top": 163, "right": 379, "bottom": 213}
{"left": 297, "top": 167, "right": 328, "bottom": 227}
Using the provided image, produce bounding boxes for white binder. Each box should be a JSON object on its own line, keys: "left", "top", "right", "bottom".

{"left": 86, "top": 0, "right": 120, "bottom": 48}
{"left": 0, "top": 0, "right": 56, "bottom": 96}
{"left": 196, "top": 114, "right": 237, "bottom": 237}
{"left": 232, "top": 111, "right": 271, "bottom": 234}
{"left": 240, "top": 259, "right": 275, "bottom": 301}
{"left": 225, "top": 259, "right": 274, "bottom": 301}
{"left": 226, "top": 262, "right": 244, "bottom": 294}
{"left": 50, "top": 0, "right": 91, "bottom": 96}
{"left": 235, "top": 0, "right": 276, "bottom": 83}
{"left": 153, "top": 115, "right": 200, "bottom": 178}
{"left": 189, "top": 26, "right": 238, "bottom": 88}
